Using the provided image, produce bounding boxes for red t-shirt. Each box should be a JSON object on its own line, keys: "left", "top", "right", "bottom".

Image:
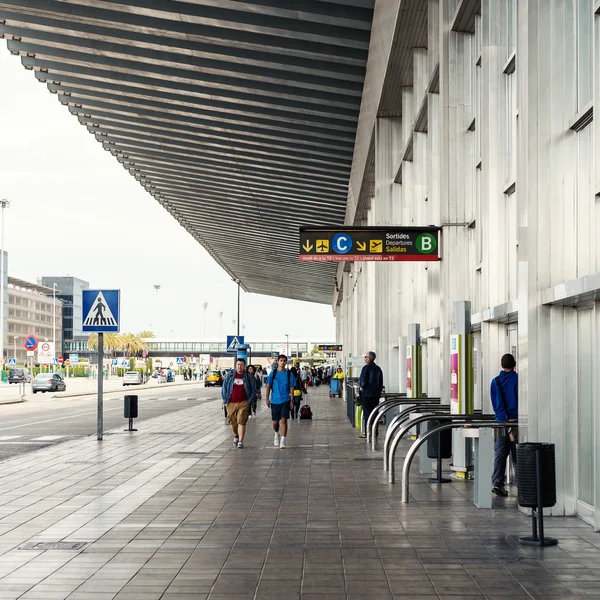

{"left": 230, "top": 372, "right": 247, "bottom": 403}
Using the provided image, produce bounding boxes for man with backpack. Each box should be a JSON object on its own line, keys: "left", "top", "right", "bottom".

{"left": 359, "top": 351, "right": 384, "bottom": 438}
{"left": 490, "top": 353, "right": 518, "bottom": 496}
{"left": 221, "top": 358, "right": 256, "bottom": 449}
{"left": 266, "top": 354, "right": 295, "bottom": 448}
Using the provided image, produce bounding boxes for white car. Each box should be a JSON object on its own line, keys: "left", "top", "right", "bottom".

{"left": 123, "top": 371, "right": 143, "bottom": 386}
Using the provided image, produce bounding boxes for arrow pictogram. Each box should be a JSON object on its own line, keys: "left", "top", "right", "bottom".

{"left": 357, "top": 241, "right": 367, "bottom": 251}
{"left": 302, "top": 241, "right": 314, "bottom": 252}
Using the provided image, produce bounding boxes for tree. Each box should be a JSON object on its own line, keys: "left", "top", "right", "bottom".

{"left": 87, "top": 333, "right": 122, "bottom": 355}
{"left": 137, "top": 330, "right": 155, "bottom": 339}
{"left": 121, "top": 333, "right": 147, "bottom": 356}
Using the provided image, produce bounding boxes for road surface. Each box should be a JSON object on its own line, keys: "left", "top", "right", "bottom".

{"left": 0, "top": 382, "right": 221, "bottom": 461}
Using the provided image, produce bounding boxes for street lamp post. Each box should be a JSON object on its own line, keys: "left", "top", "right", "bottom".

{"left": 218, "top": 311, "right": 223, "bottom": 339}
{"left": 285, "top": 333, "right": 289, "bottom": 358}
{"left": 52, "top": 282, "right": 57, "bottom": 371}
{"left": 202, "top": 302, "right": 208, "bottom": 337}
{"left": 0, "top": 199, "right": 10, "bottom": 369}
{"left": 13, "top": 335, "right": 17, "bottom": 365}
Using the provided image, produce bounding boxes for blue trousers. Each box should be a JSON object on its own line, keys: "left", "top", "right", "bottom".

{"left": 492, "top": 434, "right": 517, "bottom": 488}
{"left": 362, "top": 397, "right": 380, "bottom": 432}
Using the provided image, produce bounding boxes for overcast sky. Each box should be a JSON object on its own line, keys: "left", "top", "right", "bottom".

{"left": 0, "top": 49, "right": 335, "bottom": 343}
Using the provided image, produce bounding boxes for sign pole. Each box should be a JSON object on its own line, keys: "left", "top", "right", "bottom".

{"left": 97, "top": 332, "right": 103, "bottom": 441}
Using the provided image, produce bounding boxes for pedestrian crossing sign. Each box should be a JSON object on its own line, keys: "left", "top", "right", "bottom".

{"left": 226, "top": 335, "right": 245, "bottom": 353}
{"left": 82, "top": 290, "right": 120, "bottom": 332}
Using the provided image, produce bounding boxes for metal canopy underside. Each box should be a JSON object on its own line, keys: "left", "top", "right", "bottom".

{"left": 0, "top": 0, "right": 374, "bottom": 304}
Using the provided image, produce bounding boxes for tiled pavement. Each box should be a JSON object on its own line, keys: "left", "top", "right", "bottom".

{"left": 0, "top": 390, "right": 598, "bottom": 600}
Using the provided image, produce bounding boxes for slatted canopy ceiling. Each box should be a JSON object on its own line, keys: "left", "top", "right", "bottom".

{"left": 0, "top": 0, "right": 374, "bottom": 304}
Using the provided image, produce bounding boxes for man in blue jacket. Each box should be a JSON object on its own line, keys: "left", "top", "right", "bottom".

{"left": 490, "top": 353, "right": 518, "bottom": 496}
{"left": 222, "top": 358, "right": 256, "bottom": 449}
{"left": 266, "top": 355, "right": 295, "bottom": 449}
{"left": 359, "top": 351, "right": 384, "bottom": 438}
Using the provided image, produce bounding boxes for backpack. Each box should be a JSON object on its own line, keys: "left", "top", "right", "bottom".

{"left": 300, "top": 404, "right": 312, "bottom": 420}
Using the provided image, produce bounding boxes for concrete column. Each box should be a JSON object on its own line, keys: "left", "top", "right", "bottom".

{"left": 374, "top": 116, "right": 402, "bottom": 391}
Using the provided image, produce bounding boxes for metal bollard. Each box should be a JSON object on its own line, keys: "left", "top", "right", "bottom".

{"left": 124, "top": 395, "right": 138, "bottom": 432}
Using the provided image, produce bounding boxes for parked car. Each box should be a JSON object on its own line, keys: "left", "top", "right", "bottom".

{"left": 204, "top": 370, "right": 223, "bottom": 387}
{"left": 8, "top": 368, "right": 32, "bottom": 384}
{"left": 32, "top": 373, "right": 66, "bottom": 393}
{"left": 123, "top": 371, "right": 143, "bottom": 386}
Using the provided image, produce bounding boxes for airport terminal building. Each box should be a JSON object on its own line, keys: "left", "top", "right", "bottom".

{"left": 335, "top": 1, "right": 599, "bottom": 527}
{"left": 1, "top": 0, "right": 598, "bottom": 531}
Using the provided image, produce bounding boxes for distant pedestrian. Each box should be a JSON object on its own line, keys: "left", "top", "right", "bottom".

{"left": 300, "top": 366, "right": 310, "bottom": 391}
{"left": 247, "top": 365, "right": 260, "bottom": 417}
{"left": 290, "top": 366, "right": 304, "bottom": 419}
{"left": 359, "top": 351, "right": 384, "bottom": 438}
{"left": 266, "top": 355, "right": 295, "bottom": 448}
{"left": 490, "top": 354, "right": 519, "bottom": 497}
{"left": 221, "top": 358, "right": 256, "bottom": 449}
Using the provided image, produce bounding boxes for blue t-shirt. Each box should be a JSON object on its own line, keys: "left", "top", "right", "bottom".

{"left": 268, "top": 369, "right": 294, "bottom": 404}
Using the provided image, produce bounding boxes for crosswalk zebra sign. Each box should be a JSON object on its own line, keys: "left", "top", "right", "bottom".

{"left": 82, "top": 290, "right": 120, "bottom": 332}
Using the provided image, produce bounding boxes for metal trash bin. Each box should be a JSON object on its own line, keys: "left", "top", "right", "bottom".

{"left": 517, "top": 442, "right": 556, "bottom": 507}
{"left": 427, "top": 419, "right": 452, "bottom": 459}
{"left": 517, "top": 442, "right": 558, "bottom": 547}
{"left": 124, "top": 395, "right": 138, "bottom": 418}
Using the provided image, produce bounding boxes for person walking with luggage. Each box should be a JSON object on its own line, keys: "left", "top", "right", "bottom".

{"left": 290, "top": 366, "right": 305, "bottom": 419}
{"left": 221, "top": 358, "right": 256, "bottom": 449}
{"left": 490, "top": 353, "right": 518, "bottom": 496}
{"left": 359, "top": 351, "right": 384, "bottom": 438}
{"left": 266, "top": 354, "right": 295, "bottom": 448}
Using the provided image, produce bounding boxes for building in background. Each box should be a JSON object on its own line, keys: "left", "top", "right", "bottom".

{"left": 7, "top": 277, "right": 62, "bottom": 366}
{"left": 40, "top": 276, "right": 89, "bottom": 356}
{"left": 0, "top": 250, "right": 6, "bottom": 359}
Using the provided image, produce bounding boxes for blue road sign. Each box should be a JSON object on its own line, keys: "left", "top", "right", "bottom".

{"left": 176, "top": 357, "right": 184, "bottom": 364}
{"left": 82, "top": 290, "right": 120, "bottom": 332}
{"left": 226, "top": 335, "right": 245, "bottom": 353}
{"left": 7, "top": 357, "right": 17, "bottom": 366}
{"left": 24, "top": 334, "right": 39, "bottom": 350}
{"left": 112, "top": 359, "right": 118, "bottom": 367}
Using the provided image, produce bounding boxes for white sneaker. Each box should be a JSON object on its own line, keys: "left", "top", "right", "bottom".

{"left": 280, "top": 437, "right": 286, "bottom": 449}
{"left": 233, "top": 438, "right": 239, "bottom": 448}
{"left": 274, "top": 432, "right": 280, "bottom": 447}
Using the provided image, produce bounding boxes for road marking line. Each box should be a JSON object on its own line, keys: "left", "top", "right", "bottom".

{"left": 0, "top": 435, "right": 23, "bottom": 440}
{"left": 31, "top": 435, "right": 66, "bottom": 441}
{"left": 0, "top": 397, "right": 166, "bottom": 432}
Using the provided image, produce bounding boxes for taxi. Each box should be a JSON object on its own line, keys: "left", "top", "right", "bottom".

{"left": 204, "top": 370, "right": 224, "bottom": 387}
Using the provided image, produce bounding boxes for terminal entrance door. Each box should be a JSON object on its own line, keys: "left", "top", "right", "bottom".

{"left": 507, "top": 323, "right": 518, "bottom": 360}
{"left": 576, "top": 306, "right": 595, "bottom": 524}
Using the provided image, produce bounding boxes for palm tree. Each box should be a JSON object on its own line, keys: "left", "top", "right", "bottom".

{"left": 137, "top": 330, "right": 155, "bottom": 339}
{"left": 121, "top": 333, "right": 147, "bottom": 357}
{"left": 87, "top": 333, "right": 122, "bottom": 355}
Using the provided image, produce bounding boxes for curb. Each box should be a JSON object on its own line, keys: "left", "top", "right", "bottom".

{"left": 51, "top": 380, "right": 206, "bottom": 399}
{"left": 0, "top": 398, "right": 26, "bottom": 405}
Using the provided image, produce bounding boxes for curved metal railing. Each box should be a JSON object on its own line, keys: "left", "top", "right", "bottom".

{"left": 388, "top": 413, "right": 497, "bottom": 481}
{"left": 400, "top": 421, "right": 514, "bottom": 502}
{"left": 382, "top": 405, "right": 452, "bottom": 464}
{"left": 366, "top": 397, "right": 442, "bottom": 445}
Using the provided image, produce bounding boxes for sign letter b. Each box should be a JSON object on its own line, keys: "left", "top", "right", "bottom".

{"left": 416, "top": 233, "right": 436, "bottom": 254}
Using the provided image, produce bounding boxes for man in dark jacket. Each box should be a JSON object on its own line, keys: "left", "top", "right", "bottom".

{"left": 490, "top": 353, "right": 518, "bottom": 496}
{"left": 359, "top": 351, "right": 384, "bottom": 438}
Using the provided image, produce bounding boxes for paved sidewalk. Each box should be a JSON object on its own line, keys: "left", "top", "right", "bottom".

{"left": 0, "top": 391, "right": 598, "bottom": 600}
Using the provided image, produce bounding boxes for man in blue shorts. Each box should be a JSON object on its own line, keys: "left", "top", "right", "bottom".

{"left": 266, "top": 354, "right": 295, "bottom": 449}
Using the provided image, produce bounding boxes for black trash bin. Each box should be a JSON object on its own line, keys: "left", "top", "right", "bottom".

{"left": 124, "top": 395, "right": 138, "bottom": 432}
{"left": 124, "top": 395, "right": 138, "bottom": 418}
{"left": 427, "top": 419, "right": 452, "bottom": 459}
{"left": 427, "top": 419, "right": 452, "bottom": 484}
{"left": 517, "top": 442, "right": 558, "bottom": 547}
{"left": 517, "top": 442, "right": 556, "bottom": 507}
